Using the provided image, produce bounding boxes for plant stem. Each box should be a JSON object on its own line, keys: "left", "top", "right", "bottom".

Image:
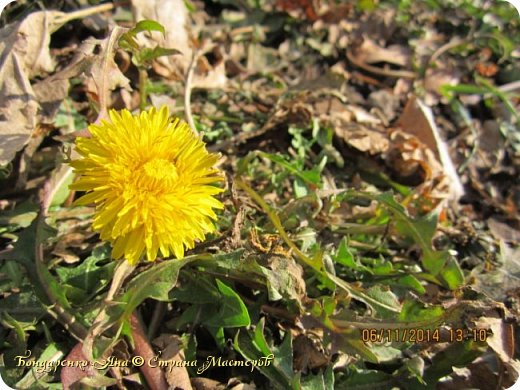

{"left": 139, "top": 68, "right": 148, "bottom": 111}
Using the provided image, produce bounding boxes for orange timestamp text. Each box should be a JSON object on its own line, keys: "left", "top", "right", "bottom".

{"left": 361, "top": 327, "right": 489, "bottom": 343}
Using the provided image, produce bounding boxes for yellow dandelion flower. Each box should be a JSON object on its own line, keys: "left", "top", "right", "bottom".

{"left": 69, "top": 107, "right": 224, "bottom": 265}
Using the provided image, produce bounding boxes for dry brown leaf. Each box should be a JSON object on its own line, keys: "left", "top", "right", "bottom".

{"left": 474, "top": 317, "right": 520, "bottom": 384}
{"left": 191, "top": 377, "right": 226, "bottom": 390}
{"left": 0, "top": 11, "right": 63, "bottom": 166}
{"left": 267, "top": 256, "right": 307, "bottom": 303}
{"left": 153, "top": 334, "right": 193, "bottom": 390}
{"left": 0, "top": 8, "right": 120, "bottom": 166}
{"left": 397, "top": 96, "right": 464, "bottom": 200}
{"left": 335, "top": 123, "right": 389, "bottom": 154}
{"left": 293, "top": 334, "right": 329, "bottom": 373}
{"left": 487, "top": 219, "right": 520, "bottom": 242}
{"left": 352, "top": 38, "right": 411, "bottom": 67}
{"left": 131, "top": 0, "right": 192, "bottom": 78}
{"left": 82, "top": 34, "right": 131, "bottom": 107}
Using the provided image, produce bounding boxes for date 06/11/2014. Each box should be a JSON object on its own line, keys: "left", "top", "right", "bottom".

{"left": 361, "top": 327, "right": 489, "bottom": 343}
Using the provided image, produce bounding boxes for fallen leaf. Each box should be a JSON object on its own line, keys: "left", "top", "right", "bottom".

{"left": 396, "top": 96, "right": 464, "bottom": 201}
{"left": 487, "top": 218, "right": 520, "bottom": 242}
{"left": 472, "top": 242, "right": 520, "bottom": 301}
{"left": 265, "top": 256, "right": 306, "bottom": 303}
{"left": 335, "top": 123, "right": 389, "bottom": 154}
{"left": 474, "top": 316, "right": 520, "bottom": 384}
{"left": 0, "top": 9, "right": 118, "bottom": 166}
{"left": 191, "top": 377, "right": 226, "bottom": 390}
{"left": 351, "top": 38, "right": 411, "bottom": 67}
{"left": 131, "top": 0, "right": 192, "bottom": 78}
{"left": 0, "top": 10, "right": 62, "bottom": 165}
{"left": 82, "top": 33, "right": 132, "bottom": 106}
{"left": 293, "top": 334, "right": 329, "bottom": 373}
{"left": 153, "top": 334, "right": 193, "bottom": 390}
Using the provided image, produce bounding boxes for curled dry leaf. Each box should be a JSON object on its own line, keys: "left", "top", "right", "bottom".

{"left": 396, "top": 96, "right": 464, "bottom": 201}
{"left": 293, "top": 334, "right": 329, "bottom": 373}
{"left": 474, "top": 316, "right": 520, "bottom": 384}
{"left": 0, "top": 8, "right": 125, "bottom": 166}
{"left": 0, "top": 11, "right": 62, "bottom": 166}
{"left": 351, "top": 38, "right": 411, "bottom": 67}
{"left": 424, "top": 67, "right": 460, "bottom": 105}
{"left": 336, "top": 123, "right": 389, "bottom": 154}
{"left": 131, "top": 0, "right": 192, "bottom": 78}
{"left": 81, "top": 33, "right": 132, "bottom": 106}
{"left": 153, "top": 334, "right": 193, "bottom": 390}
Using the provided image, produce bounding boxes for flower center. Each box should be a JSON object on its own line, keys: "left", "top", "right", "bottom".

{"left": 143, "top": 158, "right": 179, "bottom": 183}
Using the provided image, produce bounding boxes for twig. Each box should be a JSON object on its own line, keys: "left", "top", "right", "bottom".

{"left": 184, "top": 49, "right": 200, "bottom": 137}
{"left": 426, "top": 37, "right": 467, "bottom": 69}
{"left": 55, "top": 3, "right": 115, "bottom": 26}
{"left": 346, "top": 50, "right": 417, "bottom": 79}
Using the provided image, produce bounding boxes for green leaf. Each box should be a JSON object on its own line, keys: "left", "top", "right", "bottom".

{"left": 393, "top": 274, "right": 426, "bottom": 294}
{"left": 119, "top": 257, "right": 191, "bottom": 318}
{"left": 398, "top": 300, "right": 445, "bottom": 323}
{"left": 271, "top": 332, "right": 293, "bottom": 379}
{"left": 204, "top": 279, "right": 250, "bottom": 327}
{"left": 375, "top": 192, "right": 446, "bottom": 275}
{"left": 15, "top": 343, "right": 64, "bottom": 389}
{"left": 337, "top": 367, "right": 395, "bottom": 389}
{"left": 171, "top": 272, "right": 221, "bottom": 304}
{"left": 365, "top": 285, "right": 401, "bottom": 319}
{"left": 300, "top": 366, "right": 334, "bottom": 390}
{"left": 0, "top": 201, "right": 38, "bottom": 232}
{"left": 118, "top": 20, "right": 167, "bottom": 54}
{"left": 259, "top": 151, "right": 322, "bottom": 187}
{"left": 131, "top": 20, "right": 166, "bottom": 36}
{"left": 55, "top": 244, "right": 115, "bottom": 297}
{"left": 333, "top": 238, "right": 370, "bottom": 272}
{"left": 0, "top": 286, "right": 47, "bottom": 322}
{"left": 253, "top": 318, "right": 273, "bottom": 356}
{"left": 438, "top": 255, "right": 465, "bottom": 290}
{"left": 234, "top": 325, "right": 294, "bottom": 389}
{"left": 422, "top": 341, "right": 487, "bottom": 386}
{"left": 135, "top": 47, "right": 181, "bottom": 65}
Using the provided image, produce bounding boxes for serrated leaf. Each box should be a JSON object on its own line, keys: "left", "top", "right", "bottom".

{"left": 374, "top": 192, "right": 447, "bottom": 275}
{"left": 253, "top": 318, "right": 273, "bottom": 356}
{"left": 272, "top": 332, "right": 294, "bottom": 379}
{"left": 333, "top": 238, "right": 371, "bottom": 273}
{"left": 337, "top": 368, "right": 395, "bottom": 389}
